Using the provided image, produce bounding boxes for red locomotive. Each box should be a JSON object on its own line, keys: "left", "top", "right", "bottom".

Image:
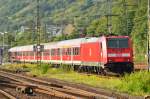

{"left": 9, "top": 35, "right": 134, "bottom": 74}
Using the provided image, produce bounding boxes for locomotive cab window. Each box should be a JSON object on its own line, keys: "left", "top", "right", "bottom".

{"left": 107, "top": 38, "right": 129, "bottom": 48}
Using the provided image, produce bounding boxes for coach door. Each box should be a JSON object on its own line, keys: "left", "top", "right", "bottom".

{"left": 100, "top": 42, "right": 103, "bottom": 62}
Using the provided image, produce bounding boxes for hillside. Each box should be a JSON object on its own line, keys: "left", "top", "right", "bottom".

{"left": 0, "top": 0, "right": 147, "bottom": 62}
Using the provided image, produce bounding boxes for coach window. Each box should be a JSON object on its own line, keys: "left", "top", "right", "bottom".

{"left": 55, "top": 49, "right": 57, "bottom": 55}
{"left": 14, "top": 52, "right": 17, "bottom": 56}
{"left": 43, "top": 51, "right": 45, "bottom": 56}
{"left": 23, "top": 52, "right": 25, "bottom": 56}
{"left": 28, "top": 52, "right": 30, "bottom": 56}
{"left": 64, "top": 48, "right": 67, "bottom": 55}
{"left": 51, "top": 49, "right": 55, "bottom": 56}
{"left": 26, "top": 52, "right": 28, "bottom": 56}
{"left": 73, "top": 48, "right": 76, "bottom": 55}
{"left": 19, "top": 52, "right": 21, "bottom": 56}
{"left": 31, "top": 52, "right": 34, "bottom": 56}
{"left": 27, "top": 52, "right": 29, "bottom": 56}
{"left": 32, "top": 52, "right": 35, "bottom": 56}
{"left": 45, "top": 50, "right": 49, "bottom": 56}
{"left": 54, "top": 49, "right": 57, "bottom": 55}
{"left": 43, "top": 51, "right": 46, "bottom": 56}
{"left": 64, "top": 48, "right": 66, "bottom": 55}
{"left": 56, "top": 49, "right": 58, "bottom": 55}
{"left": 77, "top": 47, "right": 80, "bottom": 55}
{"left": 17, "top": 52, "right": 19, "bottom": 56}
{"left": 67, "top": 48, "right": 70, "bottom": 55}
{"left": 28, "top": 52, "right": 29, "bottom": 56}
{"left": 57, "top": 48, "right": 60, "bottom": 56}
{"left": 74, "top": 47, "right": 80, "bottom": 55}
{"left": 29, "top": 52, "right": 30, "bottom": 56}
{"left": 67, "top": 48, "right": 69, "bottom": 55}
{"left": 29, "top": 52, "right": 31, "bottom": 56}
{"left": 51, "top": 49, "right": 54, "bottom": 56}
{"left": 69, "top": 48, "right": 72, "bottom": 55}
{"left": 68, "top": 48, "right": 71, "bottom": 55}
{"left": 20, "top": 52, "right": 22, "bottom": 56}
{"left": 29, "top": 52, "right": 33, "bottom": 56}
{"left": 47, "top": 50, "right": 50, "bottom": 56}
{"left": 73, "top": 48, "right": 75, "bottom": 55}
{"left": 24, "top": 52, "right": 26, "bottom": 56}
{"left": 61, "top": 49, "right": 63, "bottom": 55}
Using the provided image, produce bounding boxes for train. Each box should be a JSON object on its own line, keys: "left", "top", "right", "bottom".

{"left": 8, "top": 35, "right": 134, "bottom": 74}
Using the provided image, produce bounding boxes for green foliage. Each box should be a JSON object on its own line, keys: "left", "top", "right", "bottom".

{"left": 87, "top": 18, "right": 108, "bottom": 36}
{"left": 60, "top": 64, "right": 74, "bottom": 72}
{"left": 40, "top": 64, "right": 50, "bottom": 74}
{"left": 0, "top": 0, "right": 147, "bottom": 62}
{"left": 118, "top": 71, "right": 150, "bottom": 95}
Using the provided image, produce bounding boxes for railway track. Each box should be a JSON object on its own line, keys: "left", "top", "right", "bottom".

{"left": 0, "top": 69, "right": 115, "bottom": 99}
{"left": 0, "top": 89, "right": 16, "bottom": 99}
{"left": 0, "top": 68, "right": 146, "bottom": 99}
{"left": 0, "top": 76, "right": 60, "bottom": 99}
{"left": 134, "top": 63, "right": 148, "bottom": 70}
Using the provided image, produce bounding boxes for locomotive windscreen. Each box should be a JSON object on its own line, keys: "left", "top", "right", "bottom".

{"left": 107, "top": 38, "right": 129, "bottom": 48}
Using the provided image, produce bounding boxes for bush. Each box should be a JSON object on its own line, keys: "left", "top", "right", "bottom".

{"left": 60, "top": 64, "right": 74, "bottom": 72}
{"left": 41, "top": 64, "right": 50, "bottom": 74}
{"left": 118, "top": 71, "right": 150, "bottom": 95}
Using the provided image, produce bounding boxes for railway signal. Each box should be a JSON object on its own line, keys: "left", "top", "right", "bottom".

{"left": 33, "top": 44, "right": 44, "bottom": 52}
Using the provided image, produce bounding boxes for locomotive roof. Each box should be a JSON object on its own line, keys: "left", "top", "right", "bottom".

{"left": 106, "top": 35, "right": 129, "bottom": 38}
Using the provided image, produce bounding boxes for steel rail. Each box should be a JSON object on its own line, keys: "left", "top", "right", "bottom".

{"left": 0, "top": 89, "right": 16, "bottom": 99}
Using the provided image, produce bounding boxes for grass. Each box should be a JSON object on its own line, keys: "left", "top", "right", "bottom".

{"left": 117, "top": 71, "right": 150, "bottom": 95}
{"left": 2, "top": 63, "right": 150, "bottom": 96}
